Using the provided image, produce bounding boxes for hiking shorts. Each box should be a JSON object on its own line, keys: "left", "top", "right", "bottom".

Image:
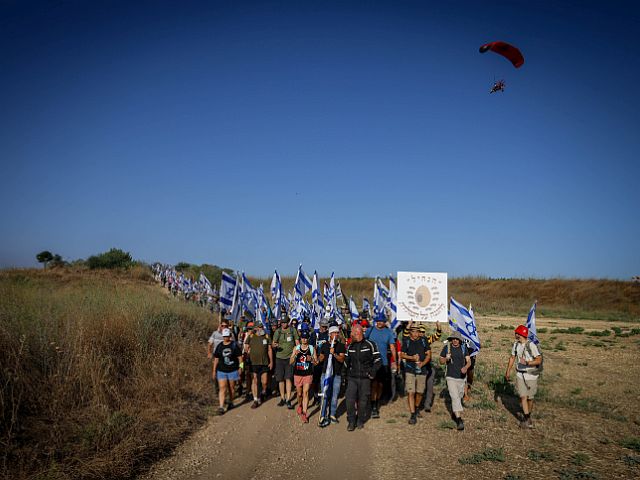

{"left": 274, "top": 357, "right": 293, "bottom": 382}
{"left": 216, "top": 370, "right": 240, "bottom": 382}
{"left": 405, "top": 372, "right": 426, "bottom": 394}
{"left": 294, "top": 375, "right": 313, "bottom": 388}
{"left": 251, "top": 364, "right": 269, "bottom": 375}
{"left": 516, "top": 374, "right": 538, "bottom": 399}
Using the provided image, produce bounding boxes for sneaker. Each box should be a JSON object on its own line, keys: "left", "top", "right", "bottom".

{"left": 330, "top": 415, "right": 339, "bottom": 424}
{"left": 371, "top": 408, "right": 380, "bottom": 419}
{"left": 251, "top": 401, "right": 259, "bottom": 409}
{"left": 277, "top": 398, "right": 286, "bottom": 407}
{"left": 424, "top": 406, "right": 432, "bottom": 413}
{"left": 347, "top": 423, "right": 356, "bottom": 432}
{"left": 318, "top": 418, "right": 330, "bottom": 428}
{"left": 301, "top": 413, "right": 309, "bottom": 424}
{"left": 226, "top": 402, "right": 234, "bottom": 410}
{"left": 456, "top": 418, "right": 465, "bottom": 431}
{"left": 356, "top": 423, "right": 365, "bottom": 430}
{"left": 297, "top": 404, "right": 303, "bottom": 415}
{"left": 520, "top": 417, "right": 532, "bottom": 429}
{"left": 408, "top": 413, "right": 417, "bottom": 425}
{"left": 245, "top": 392, "right": 253, "bottom": 401}
{"left": 217, "top": 406, "right": 225, "bottom": 415}
{"left": 286, "top": 400, "right": 294, "bottom": 410}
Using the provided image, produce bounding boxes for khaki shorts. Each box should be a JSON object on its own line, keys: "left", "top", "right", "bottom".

{"left": 516, "top": 374, "right": 538, "bottom": 399}
{"left": 405, "top": 372, "right": 426, "bottom": 393}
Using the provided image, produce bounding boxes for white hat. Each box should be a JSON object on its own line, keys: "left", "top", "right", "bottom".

{"left": 222, "top": 328, "right": 231, "bottom": 337}
{"left": 329, "top": 326, "right": 340, "bottom": 334}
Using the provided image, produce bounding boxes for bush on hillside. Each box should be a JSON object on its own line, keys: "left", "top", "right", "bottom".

{"left": 86, "top": 248, "right": 133, "bottom": 270}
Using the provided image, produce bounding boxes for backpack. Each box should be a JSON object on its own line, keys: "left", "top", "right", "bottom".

{"left": 443, "top": 342, "right": 468, "bottom": 358}
{"left": 514, "top": 340, "right": 543, "bottom": 375}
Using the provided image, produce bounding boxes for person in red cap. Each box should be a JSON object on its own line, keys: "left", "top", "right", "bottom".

{"left": 505, "top": 325, "right": 542, "bottom": 428}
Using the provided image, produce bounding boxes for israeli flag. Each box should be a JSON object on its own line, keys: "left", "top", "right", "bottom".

{"left": 311, "top": 271, "right": 324, "bottom": 332}
{"left": 349, "top": 296, "right": 360, "bottom": 320}
{"left": 199, "top": 272, "right": 213, "bottom": 294}
{"left": 526, "top": 301, "right": 539, "bottom": 345}
{"left": 219, "top": 272, "right": 237, "bottom": 310}
{"left": 270, "top": 270, "right": 280, "bottom": 300}
{"left": 388, "top": 275, "right": 398, "bottom": 329}
{"left": 241, "top": 272, "right": 257, "bottom": 317}
{"left": 449, "top": 297, "right": 481, "bottom": 355}
{"left": 362, "top": 298, "right": 371, "bottom": 317}
{"left": 294, "top": 264, "right": 313, "bottom": 297}
{"left": 320, "top": 338, "right": 335, "bottom": 406}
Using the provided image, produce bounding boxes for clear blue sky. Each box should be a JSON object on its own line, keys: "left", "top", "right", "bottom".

{"left": 1, "top": 0, "right": 639, "bottom": 279}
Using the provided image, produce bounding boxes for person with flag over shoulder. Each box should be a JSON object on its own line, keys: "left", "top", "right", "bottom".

{"left": 344, "top": 324, "right": 381, "bottom": 431}
{"left": 439, "top": 331, "right": 471, "bottom": 431}
{"left": 317, "top": 325, "right": 346, "bottom": 427}
{"left": 505, "top": 324, "right": 542, "bottom": 428}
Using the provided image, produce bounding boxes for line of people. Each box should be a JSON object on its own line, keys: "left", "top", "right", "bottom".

{"left": 205, "top": 306, "right": 506, "bottom": 431}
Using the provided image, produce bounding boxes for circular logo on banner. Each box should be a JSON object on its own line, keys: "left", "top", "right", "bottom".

{"left": 399, "top": 273, "right": 446, "bottom": 321}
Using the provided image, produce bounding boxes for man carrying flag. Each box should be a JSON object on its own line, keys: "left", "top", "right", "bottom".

{"left": 317, "top": 325, "right": 346, "bottom": 427}
{"left": 505, "top": 303, "right": 542, "bottom": 428}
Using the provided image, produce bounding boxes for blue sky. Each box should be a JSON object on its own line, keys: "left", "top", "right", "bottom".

{"left": 1, "top": 0, "right": 639, "bottom": 279}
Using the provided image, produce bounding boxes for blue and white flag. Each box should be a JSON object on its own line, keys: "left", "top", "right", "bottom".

{"left": 362, "top": 298, "right": 371, "bottom": 317}
{"left": 219, "top": 272, "right": 237, "bottom": 311}
{"left": 257, "top": 284, "right": 271, "bottom": 334}
{"left": 388, "top": 275, "right": 398, "bottom": 329}
{"left": 311, "top": 271, "right": 324, "bottom": 331}
{"left": 349, "top": 296, "right": 360, "bottom": 320}
{"left": 270, "top": 270, "right": 280, "bottom": 300}
{"left": 294, "top": 264, "right": 313, "bottom": 297}
{"left": 320, "top": 338, "right": 336, "bottom": 411}
{"left": 336, "top": 281, "right": 344, "bottom": 300}
{"left": 241, "top": 272, "right": 257, "bottom": 317}
{"left": 199, "top": 272, "right": 213, "bottom": 294}
{"left": 449, "top": 297, "right": 481, "bottom": 355}
{"left": 526, "top": 301, "right": 539, "bottom": 345}
{"left": 328, "top": 273, "right": 337, "bottom": 313}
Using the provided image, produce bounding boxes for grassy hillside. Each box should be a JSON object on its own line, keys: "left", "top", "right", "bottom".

{"left": 251, "top": 275, "right": 640, "bottom": 322}
{"left": 0, "top": 268, "right": 217, "bottom": 480}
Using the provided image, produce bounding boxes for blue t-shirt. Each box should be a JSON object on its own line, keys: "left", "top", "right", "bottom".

{"left": 365, "top": 327, "right": 396, "bottom": 366}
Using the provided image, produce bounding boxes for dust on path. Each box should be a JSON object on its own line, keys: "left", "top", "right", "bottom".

{"left": 140, "top": 395, "right": 371, "bottom": 480}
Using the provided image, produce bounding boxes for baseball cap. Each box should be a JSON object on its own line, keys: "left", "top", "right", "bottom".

{"left": 329, "top": 326, "right": 340, "bottom": 334}
{"left": 300, "top": 330, "right": 310, "bottom": 339}
{"left": 222, "top": 328, "right": 231, "bottom": 337}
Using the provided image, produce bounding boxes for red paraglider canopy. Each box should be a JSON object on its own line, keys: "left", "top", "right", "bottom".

{"left": 479, "top": 41, "right": 524, "bottom": 68}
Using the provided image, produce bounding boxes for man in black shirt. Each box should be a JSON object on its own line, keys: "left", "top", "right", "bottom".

{"left": 344, "top": 324, "right": 381, "bottom": 431}
{"left": 400, "top": 325, "right": 431, "bottom": 425}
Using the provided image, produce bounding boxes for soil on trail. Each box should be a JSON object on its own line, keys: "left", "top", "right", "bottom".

{"left": 141, "top": 395, "right": 371, "bottom": 480}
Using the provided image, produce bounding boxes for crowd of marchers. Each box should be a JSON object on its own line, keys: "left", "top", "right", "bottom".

{"left": 154, "top": 268, "right": 542, "bottom": 431}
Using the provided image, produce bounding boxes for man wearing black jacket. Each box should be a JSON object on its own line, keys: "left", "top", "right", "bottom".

{"left": 345, "top": 324, "right": 381, "bottom": 431}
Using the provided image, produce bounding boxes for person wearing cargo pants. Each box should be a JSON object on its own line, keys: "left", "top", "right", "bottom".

{"left": 344, "top": 324, "right": 381, "bottom": 431}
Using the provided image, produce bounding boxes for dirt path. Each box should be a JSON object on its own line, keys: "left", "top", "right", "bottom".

{"left": 141, "top": 395, "right": 371, "bottom": 480}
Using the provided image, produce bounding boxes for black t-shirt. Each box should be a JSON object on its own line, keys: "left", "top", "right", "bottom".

{"left": 214, "top": 341, "right": 242, "bottom": 373}
{"left": 440, "top": 344, "right": 468, "bottom": 379}
{"left": 403, "top": 338, "right": 431, "bottom": 375}
{"left": 293, "top": 345, "right": 315, "bottom": 376}
{"left": 315, "top": 331, "right": 329, "bottom": 352}
{"left": 319, "top": 340, "right": 346, "bottom": 374}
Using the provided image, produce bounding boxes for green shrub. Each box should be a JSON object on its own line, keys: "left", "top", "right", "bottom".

{"left": 528, "top": 450, "right": 556, "bottom": 461}
{"left": 86, "top": 248, "right": 133, "bottom": 269}
{"left": 459, "top": 448, "right": 505, "bottom": 464}
{"left": 587, "top": 330, "right": 610, "bottom": 337}
{"left": 551, "top": 326, "right": 584, "bottom": 334}
{"left": 620, "top": 437, "right": 640, "bottom": 452}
